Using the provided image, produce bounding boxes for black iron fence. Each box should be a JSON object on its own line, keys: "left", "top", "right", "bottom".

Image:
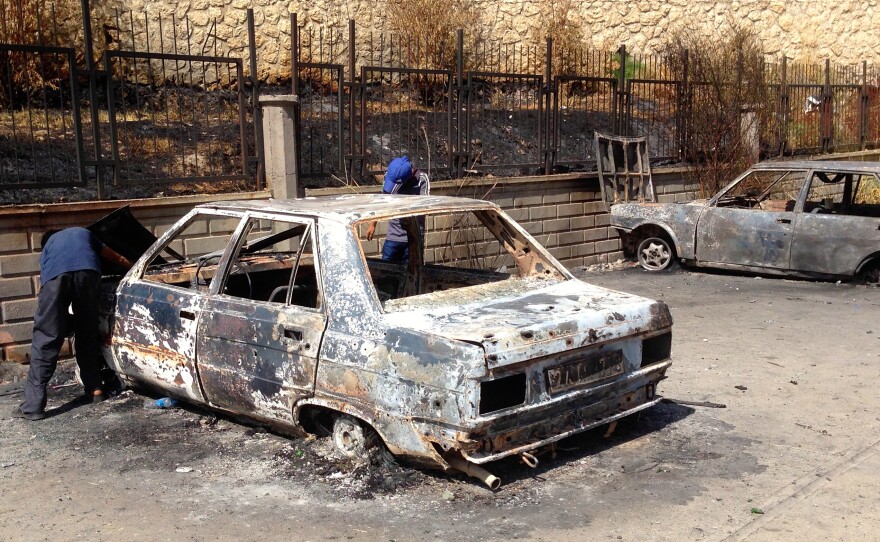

{"left": 0, "top": 0, "right": 263, "bottom": 200}
{"left": 2, "top": 5, "right": 880, "bottom": 199}
{"left": 294, "top": 21, "right": 880, "bottom": 183}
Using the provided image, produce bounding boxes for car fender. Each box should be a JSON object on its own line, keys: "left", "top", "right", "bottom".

{"left": 854, "top": 250, "right": 880, "bottom": 275}
{"left": 292, "top": 396, "right": 446, "bottom": 467}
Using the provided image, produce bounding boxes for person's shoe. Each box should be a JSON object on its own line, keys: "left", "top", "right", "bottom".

{"left": 11, "top": 405, "right": 47, "bottom": 421}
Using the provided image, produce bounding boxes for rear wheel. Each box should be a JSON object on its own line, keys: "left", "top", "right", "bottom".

{"left": 637, "top": 236, "right": 675, "bottom": 271}
{"left": 858, "top": 261, "right": 880, "bottom": 286}
{"left": 332, "top": 414, "right": 379, "bottom": 458}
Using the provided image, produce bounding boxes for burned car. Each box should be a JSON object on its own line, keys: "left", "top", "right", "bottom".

{"left": 103, "top": 195, "right": 673, "bottom": 487}
{"left": 612, "top": 161, "right": 880, "bottom": 284}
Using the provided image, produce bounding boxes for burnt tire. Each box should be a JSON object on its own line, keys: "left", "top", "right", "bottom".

{"left": 858, "top": 262, "right": 880, "bottom": 286}
{"left": 637, "top": 236, "right": 675, "bottom": 272}
{"left": 332, "top": 414, "right": 379, "bottom": 459}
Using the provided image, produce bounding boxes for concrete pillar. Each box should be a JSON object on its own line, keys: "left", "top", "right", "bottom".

{"left": 259, "top": 95, "right": 300, "bottom": 200}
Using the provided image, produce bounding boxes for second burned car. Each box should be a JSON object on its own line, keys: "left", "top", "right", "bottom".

{"left": 611, "top": 161, "right": 880, "bottom": 283}
{"left": 102, "top": 194, "right": 673, "bottom": 486}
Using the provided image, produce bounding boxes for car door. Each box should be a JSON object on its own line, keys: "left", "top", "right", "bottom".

{"left": 196, "top": 214, "right": 327, "bottom": 424}
{"left": 112, "top": 210, "right": 244, "bottom": 402}
{"left": 695, "top": 169, "right": 807, "bottom": 270}
{"left": 790, "top": 172, "right": 880, "bottom": 275}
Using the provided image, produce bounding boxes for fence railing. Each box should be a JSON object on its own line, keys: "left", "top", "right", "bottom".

{"left": 0, "top": 0, "right": 263, "bottom": 200}
{"left": 294, "top": 21, "right": 880, "bottom": 184}
{"left": 1, "top": 5, "right": 880, "bottom": 199}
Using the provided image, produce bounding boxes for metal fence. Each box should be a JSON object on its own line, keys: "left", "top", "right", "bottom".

{"left": 294, "top": 21, "right": 880, "bottom": 183}
{"left": 0, "top": 0, "right": 263, "bottom": 200}
{"left": 3, "top": 5, "right": 880, "bottom": 198}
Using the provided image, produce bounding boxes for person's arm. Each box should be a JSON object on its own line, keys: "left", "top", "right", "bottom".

{"left": 365, "top": 220, "right": 378, "bottom": 241}
{"left": 100, "top": 245, "right": 134, "bottom": 270}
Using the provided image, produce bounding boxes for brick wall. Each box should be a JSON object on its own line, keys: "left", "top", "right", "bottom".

{"left": 307, "top": 168, "right": 698, "bottom": 270}
{"left": 0, "top": 191, "right": 270, "bottom": 364}
{"left": 0, "top": 169, "right": 698, "bottom": 365}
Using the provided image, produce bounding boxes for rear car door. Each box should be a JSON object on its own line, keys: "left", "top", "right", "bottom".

{"left": 790, "top": 171, "right": 880, "bottom": 275}
{"left": 696, "top": 169, "right": 808, "bottom": 270}
{"left": 196, "top": 214, "right": 327, "bottom": 424}
{"left": 112, "top": 210, "right": 244, "bottom": 402}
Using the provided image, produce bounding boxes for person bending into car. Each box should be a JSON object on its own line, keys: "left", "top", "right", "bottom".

{"left": 13, "top": 228, "right": 132, "bottom": 421}
{"left": 365, "top": 156, "right": 431, "bottom": 263}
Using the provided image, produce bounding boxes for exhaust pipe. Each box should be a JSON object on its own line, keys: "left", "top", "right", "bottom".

{"left": 445, "top": 454, "right": 501, "bottom": 490}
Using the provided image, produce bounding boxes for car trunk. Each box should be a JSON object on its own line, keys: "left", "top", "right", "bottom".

{"left": 383, "top": 279, "right": 672, "bottom": 369}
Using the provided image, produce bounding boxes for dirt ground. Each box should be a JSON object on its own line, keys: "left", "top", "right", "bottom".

{"left": 1, "top": 265, "right": 878, "bottom": 541}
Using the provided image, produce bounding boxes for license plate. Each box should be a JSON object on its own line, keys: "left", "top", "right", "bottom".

{"left": 546, "top": 350, "right": 624, "bottom": 394}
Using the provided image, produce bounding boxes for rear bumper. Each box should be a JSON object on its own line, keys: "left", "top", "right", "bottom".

{"left": 458, "top": 361, "right": 671, "bottom": 464}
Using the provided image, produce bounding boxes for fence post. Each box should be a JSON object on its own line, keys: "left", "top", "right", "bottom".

{"left": 247, "top": 9, "right": 265, "bottom": 189}
{"left": 616, "top": 44, "right": 628, "bottom": 136}
{"left": 821, "top": 58, "right": 832, "bottom": 153}
{"left": 454, "top": 29, "right": 465, "bottom": 179}
{"left": 778, "top": 56, "right": 789, "bottom": 157}
{"left": 543, "top": 37, "right": 552, "bottom": 174}
{"left": 80, "top": 0, "right": 105, "bottom": 199}
{"left": 289, "top": 13, "right": 306, "bottom": 181}
{"left": 677, "top": 49, "right": 689, "bottom": 161}
{"left": 860, "top": 60, "right": 868, "bottom": 150}
{"left": 347, "top": 19, "right": 360, "bottom": 179}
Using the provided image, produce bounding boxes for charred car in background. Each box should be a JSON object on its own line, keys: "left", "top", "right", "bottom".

{"left": 611, "top": 161, "right": 880, "bottom": 284}
{"left": 100, "top": 195, "right": 673, "bottom": 487}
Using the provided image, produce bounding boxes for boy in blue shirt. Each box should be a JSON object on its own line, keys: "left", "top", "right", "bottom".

{"left": 365, "top": 156, "right": 430, "bottom": 262}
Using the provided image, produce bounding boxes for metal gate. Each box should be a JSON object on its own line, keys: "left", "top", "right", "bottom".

{"left": 0, "top": 44, "right": 86, "bottom": 188}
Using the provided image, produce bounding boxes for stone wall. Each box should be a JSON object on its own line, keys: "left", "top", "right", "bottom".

{"left": 107, "top": 0, "right": 880, "bottom": 83}
{"left": 0, "top": 170, "right": 696, "bottom": 364}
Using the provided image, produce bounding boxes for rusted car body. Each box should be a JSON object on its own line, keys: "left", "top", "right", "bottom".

{"left": 612, "top": 161, "right": 880, "bottom": 282}
{"left": 102, "top": 194, "right": 673, "bottom": 482}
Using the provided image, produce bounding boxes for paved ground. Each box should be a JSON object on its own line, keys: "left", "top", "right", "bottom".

{"left": 1, "top": 265, "right": 878, "bottom": 541}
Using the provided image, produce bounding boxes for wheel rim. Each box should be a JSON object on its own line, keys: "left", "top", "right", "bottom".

{"left": 333, "top": 416, "right": 366, "bottom": 457}
{"left": 639, "top": 240, "right": 671, "bottom": 271}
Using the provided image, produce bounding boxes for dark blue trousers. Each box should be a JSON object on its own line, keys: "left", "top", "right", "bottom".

{"left": 20, "top": 270, "right": 102, "bottom": 414}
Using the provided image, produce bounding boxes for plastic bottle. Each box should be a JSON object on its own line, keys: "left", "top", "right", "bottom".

{"left": 144, "top": 397, "right": 178, "bottom": 409}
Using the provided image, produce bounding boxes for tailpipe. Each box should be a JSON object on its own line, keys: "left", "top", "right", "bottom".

{"left": 445, "top": 454, "right": 501, "bottom": 490}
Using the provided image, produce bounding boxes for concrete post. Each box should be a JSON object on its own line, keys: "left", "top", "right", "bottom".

{"left": 259, "top": 95, "right": 300, "bottom": 200}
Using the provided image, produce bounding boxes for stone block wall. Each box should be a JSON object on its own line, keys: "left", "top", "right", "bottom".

{"left": 108, "top": 0, "right": 880, "bottom": 85}
{"left": 307, "top": 168, "right": 698, "bottom": 271}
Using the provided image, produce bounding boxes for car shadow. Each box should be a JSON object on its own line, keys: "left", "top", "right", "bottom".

{"left": 44, "top": 394, "right": 93, "bottom": 418}
{"left": 436, "top": 400, "right": 696, "bottom": 489}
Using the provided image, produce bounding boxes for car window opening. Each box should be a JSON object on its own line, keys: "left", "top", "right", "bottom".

{"left": 355, "top": 209, "right": 566, "bottom": 309}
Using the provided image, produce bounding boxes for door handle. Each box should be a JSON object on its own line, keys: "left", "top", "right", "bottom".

{"left": 180, "top": 309, "right": 196, "bottom": 320}
{"left": 776, "top": 218, "right": 792, "bottom": 224}
{"left": 282, "top": 327, "right": 312, "bottom": 351}
{"left": 283, "top": 328, "right": 304, "bottom": 341}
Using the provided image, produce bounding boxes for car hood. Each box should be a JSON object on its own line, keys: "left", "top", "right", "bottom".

{"left": 383, "top": 278, "right": 672, "bottom": 369}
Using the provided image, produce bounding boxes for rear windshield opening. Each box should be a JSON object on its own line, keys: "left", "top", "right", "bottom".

{"left": 354, "top": 209, "right": 564, "bottom": 307}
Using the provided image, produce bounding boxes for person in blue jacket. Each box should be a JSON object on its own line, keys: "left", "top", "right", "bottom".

{"left": 13, "top": 227, "right": 132, "bottom": 420}
{"left": 365, "top": 156, "right": 431, "bottom": 262}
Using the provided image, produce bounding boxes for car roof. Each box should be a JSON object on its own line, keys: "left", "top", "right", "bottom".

{"left": 196, "top": 194, "right": 498, "bottom": 225}
{"left": 752, "top": 160, "right": 880, "bottom": 174}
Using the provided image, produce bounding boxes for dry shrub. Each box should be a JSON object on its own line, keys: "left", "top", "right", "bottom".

{"left": 664, "top": 25, "right": 774, "bottom": 196}
{"left": 384, "top": 0, "right": 485, "bottom": 70}
{"left": 532, "top": 0, "right": 587, "bottom": 76}
{"left": 0, "top": 0, "right": 80, "bottom": 107}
